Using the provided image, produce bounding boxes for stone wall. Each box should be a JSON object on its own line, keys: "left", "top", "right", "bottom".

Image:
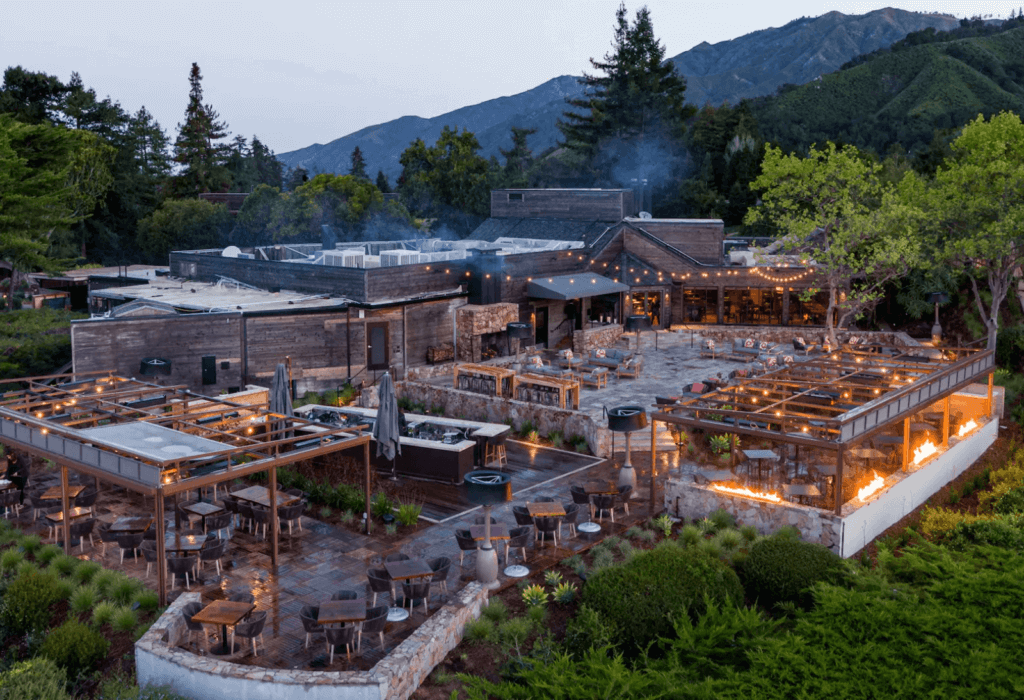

{"left": 682, "top": 327, "right": 920, "bottom": 349}
{"left": 665, "top": 478, "right": 843, "bottom": 553}
{"left": 572, "top": 324, "right": 624, "bottom": 354}
{"left": 136, "top": 584, "right": 490, "bottom": 700}
{"left": 456, "top": 303, "right": 519, "bottom": 362}
{"left": 398, "top": 380, "right": 607, "bottom": 457}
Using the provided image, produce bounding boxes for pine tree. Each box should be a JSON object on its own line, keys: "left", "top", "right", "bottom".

{"left": 499, "top": 126, "right": 536, "bottom": 187}
{"left": 171, "top": 63, "right": 231, "bottom": 197}
{"left": 349, "top": 146, "right": 368, "bottom": 179}
{"left": 558, "top": 4, "right": 692, "bottom": 171}
{"left": 375, "top": 169, "right": 391, "bottom": 193}
{"left": 250, "top": 136, "right": 284, "bottom": 189}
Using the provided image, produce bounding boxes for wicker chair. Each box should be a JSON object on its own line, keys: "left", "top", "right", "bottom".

{"left": 73, "top": 488, "right": 98, "bottom": 513}
{"left": 66, "top": 518, "right": 96, "bottom": 553}
{"left": 401, "top": 579, "right": 431, "bottom": 616}
{"left": 116, "top": 531, "right": 145, "bottom": 564}
{"left": 250, "top": 505, "right": 270, "bottom": 540}
{"left": 236, "top": 502, "right": 254, "bottom": 533}
{"left": 560, "top": 503, "right": 580, "bottom": 539}
{"left": 512, "top": 506, "right": 534, "bottom": 528}
{"left": 331, "top": 589, "right": 359, "bottom": 601}
{"left": 366, "top": 568, "right": 392, "bottom": 608}
{"left": 167, "top": 555, "right": 197, "bottom": 590}
{"left": 454, "top": 529, "right": 478, "bottom": 567}
{"left": 228, "top": 591, "right": 255, "bottom": 604}
{"left": 358, "top": 606, "right": 388, "bottom": 653}
{"left": 199, "top": 536, "right": 228, "bottom": 576}
{"left": 473, "top": 515, "right": 499, "bottom": 525}
{"left": 593, "top": 493, "right": 615, "bottom": 522}
{"left": 140, "top": 539, "right": 159, "bottom": 578}
{"left": 325, "top": 624, "right": 357, "bottom": 664}
{"left": 231, "top": 610, "right": 267, "bottom": 658}
{"left": 383, "top": 552, "right": 410, "bottom": 564}
{"left": 96, "top": 521, "right": 119, "bottom": 557}
{"left": 204, "top": 512, "right": 232, "bottom": 539}
{"left": 299, "top": 605, "right": 324, "bottom": 649}
{"left": 569, "top": 485, "right": 594, "bottom": 520}
{"left": 615, "top": 485, "right": 632, "bottom": 517}
{"left": 506, "top": 526, "right": 531, "bottom": 565}
{"left": 181, "top": 601, "right": 209, "bottom": 653}
{"left": 534, "top": 515, "right": 559, "bottom": 548}
{"left": 427, "top": 556, "right": 451, "bottom": 597}
{"left": 278, "top": 502, "right": 304, "bottom": 535}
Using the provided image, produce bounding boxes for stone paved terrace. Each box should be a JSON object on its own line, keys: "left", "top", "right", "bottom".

{"left": 12, "top": 446, "right": 675, "bottom": 673}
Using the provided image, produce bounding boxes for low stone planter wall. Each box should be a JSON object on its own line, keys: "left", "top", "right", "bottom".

{"left": 398, "top": 381, "right": 607, "bottom": 457}
{"left": 665, "top": 478, "right": 843, "bottom": 552}
{"left": 136, "top": 583, "right": 489, "bottom": 700}
{"left": 681, "top": 326, "right": 919, "bottom": 349}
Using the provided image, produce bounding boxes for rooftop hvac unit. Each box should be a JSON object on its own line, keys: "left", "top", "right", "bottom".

{"left": 362, "top": 255, "right": 380, "bottom": 269}
{"left": 380, "top": 250, "right": 420, "bottom": 267}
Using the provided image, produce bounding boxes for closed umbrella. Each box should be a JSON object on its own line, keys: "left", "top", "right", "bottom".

{"left": 270, "top": 363, "right": 293, "bottom": 439}
{"left": 373, "top": 372, "right": 401, "bottom": 462}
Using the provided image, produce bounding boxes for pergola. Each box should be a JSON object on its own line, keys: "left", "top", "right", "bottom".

{"left": 0, "top": 370, "right": 371, "bottom": 605}
{"left": 649, "top": 345, "right": 996, "bottom": 515}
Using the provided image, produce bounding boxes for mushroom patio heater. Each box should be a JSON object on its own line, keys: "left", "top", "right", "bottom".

{"left": 464, "top": 470, "right": 513, "bottom": 586}
{"left": 506, "top": 322, "right": 533, "bottom": 372}
{"left": 925, "top": 292, "right": 949, "bottom": 345}
{"left": 625, "top": 314, "right": 655, "bottom": 350}
{"left": 139, "top": 357, "right": 172, "bottom": 377}
{"left": 606, "top": 405, "right": 648, "bottom": 496}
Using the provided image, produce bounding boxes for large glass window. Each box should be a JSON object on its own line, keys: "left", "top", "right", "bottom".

{"left": 631, "top": 291, "right": 666, "bottom": 327}
{"left": 723, "top": 288, "right": 782, "bottom": 325}
{"left": 682, "top": 289, "right": 718, "bottom": 324}
{"left": 790, "top": 290, "right": 829, "bottom": 326}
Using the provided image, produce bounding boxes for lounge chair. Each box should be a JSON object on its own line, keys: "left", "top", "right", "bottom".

{"left": 699, "top": 338, "right": 719, "bottom": 359}
{"left": 616, "top": 354, "right": 643, "bottom": 379}
{"left": 587, "top": 348, "right": 633, "bottom": 370}
{"left": 792, "top": 336, "right": 817, "bottom": 355}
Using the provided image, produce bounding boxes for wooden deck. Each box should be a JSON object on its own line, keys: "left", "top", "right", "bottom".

{"left": 400, "top": 440, "right": 605, "bottom": 522}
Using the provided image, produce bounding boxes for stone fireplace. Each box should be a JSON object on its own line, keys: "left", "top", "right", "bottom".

{"left": 456, "top": 303, "right": 519, "bottom": 362}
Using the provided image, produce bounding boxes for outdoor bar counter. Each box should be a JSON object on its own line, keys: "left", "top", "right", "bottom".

{"left": 294, "top": 405, "right": 510, "bottom": 484}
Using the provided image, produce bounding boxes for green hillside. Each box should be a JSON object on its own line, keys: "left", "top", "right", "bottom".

{"left": 749, "top": 25, "right": 1024, "bottom": 154}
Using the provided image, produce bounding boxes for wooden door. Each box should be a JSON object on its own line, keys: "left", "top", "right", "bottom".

{"left": 366, "top": 322, "right": 390, "bottom": 371}
{"left": 535, "top": 307, "right": 548, "bottom": 348}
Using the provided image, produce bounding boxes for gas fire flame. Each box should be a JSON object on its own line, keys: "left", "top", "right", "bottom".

{"left": 856, "top": 471, "right": 885, "bottom": 501}
{"left": 712, "top": 484, "right": 782, "bottom": 503}
{"left": 913, "top": 440, "right": 939, "bottom": 466}
{"left": 957, "top": 419, "right": 979, "bottom": 439}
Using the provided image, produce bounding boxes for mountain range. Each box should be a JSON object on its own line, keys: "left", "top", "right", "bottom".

{"left": 277, "top": 8, "right": 959, "bottom": 180}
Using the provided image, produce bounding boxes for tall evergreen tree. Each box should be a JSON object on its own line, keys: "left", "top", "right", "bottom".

{"left": 499, "top": 126, "right": 536, "bottom": 187}
{"left": 250, "top": 136, "right": 284, "bottom": 189}
{"left": 171, "top": 63, "right": 231, "bottom": 197}
{"left": 375, "top": 169, "right": 391, "bottom": 193}
{"left": 224, "top": 134, "right": 257, "bottom": 192}
{"left": 349, "top": 146, "right": 368, "bottom": 179}
{"left": 0, "top": 66, "right": 69, "bottom": 125}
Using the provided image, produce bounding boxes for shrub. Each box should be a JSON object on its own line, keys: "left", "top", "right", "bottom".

{"left": 742, "top": 535, "right": 847, "bottom": 610}
{"left": 371, "top": 493, "right": 395, "bottom": 519}
{"left": 680, "top": 524, "right": 702, "bottom": 547}
{"left": 714, "top": 528, "right": 743, "bottom": 552}
{"left": 522, "top": 584, "right": 548, "bottom": 607}
{"left": 70, "top": 585, "right": 98, "bottom": 614}
{"left": 132, "top": 589, "right": 160, "bottom": 612}
{"left": 697, "top": 537, "right": 724, "bottom": 559}
{"left": 591, "top": 547, "right": 615, "bottom": 572}
{"left": 92, "top": 570, "right": 119, "bottom": 598}
{"left": 652, "top": 514, "right": 674, "bottom": 537}
{"left": 1, "top": 569, "right": 64, "bottom": 634}
{"left": 996, "top": 486, "right": 1024, "bottom": 515}
{"left": 39, "top": 619, "right": 109, "bottom": 679}
{"left": 92, "top": 601, "right": 118, "bottom": 627}
{"left": 395, "top": 503, "right": 422, "bottom": 527}
{"left": 526, "top": 603, "right": 547, "bottom": 626}
{"left": 919, "top": 506, "right": 990, "bottom": 535}
{"left": 112, "top": 606, "right": 138, "bottom": 633}
{"left": 582, "top": 546, "right": 743, "bottom": 656}
{"left": 563, "top": 604, "right": 614, "bottom": 659}
{"left": 15, "top": 560, "right": 38, "bottom": 578}
{"left": 624, "top": 525, "right": 645, "bottom": 539}
{"left": 319, "top": 507, "right": 332, "bottom": 520}
{"left": 518, "top": 420, "right": 537, "bottom": 438}
{"left": 340, "top": 510, "right": 354, "bottom": 524}
{"left": 709, "top": 508, "right": 737, "bottom": 531}
{"left": 54, "top": 577, "right": 75, "bottom": 600}
{"left": 547, "top": 430, "right": 564, "bottom": 449}
{"left": 561, "top": 553, "right": 583, "bottom": 570}
{"left": 553, "top": 581, "right": 577, "bottom": 604}
{"left": 464, "top": 617, "right": 494, "bottom": 643}
{"left": 0, "top": 547, "right": 24, "bottom": 573}
{"left": 17, "top": 533, "right": 41, "bottom": 554}
{"left": 109, "top": 576, "right": 141, "bottom": 605}
{"left": 945, "top": 515, "right": 1024, "bottom": 551}
{"left": 740, "top": 524, "right": 759, "bottom": 543}
{"left": 497, "top": 617, "right": 533, "bottom": 653}
{"left": 384, "top": 523, "right": 398, "bottom": 535}
{"left": 979, "top": 450, "right": 1024, "bottom": 511}
{"left": 48, "top": 554, "right": 80, "bottom": 578}
{"left": 544, "top": 570, "right": 563, "bottom": 586}
{"left": 35, "top": 544, "right": 64, "bottom": 566}
{"left": 0, "top": 658, "right": 69, "bottom": 700}
{"left": 526, "top": 429, "right": 540, "bottom": 444}
{"left": 481, "top": 598, "right": 508, "bottom": 624}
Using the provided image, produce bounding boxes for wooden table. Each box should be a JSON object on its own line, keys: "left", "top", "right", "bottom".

{"left": 110, "top": 516, "right": 155, "bottom": 533}
{"left": 231, "top": 486, "right": 298, "bottom": 508}
{"left": 182, "top": 501, "right": 226, "bottom": 531}
{"left": 470, "top": 523, "right": 510, "bottom": 541}
{"left": 318, "top": 598, "right": 367, "bottom": 625}
{"left": 164, "top": 533, "right": 207, "bottom": 552}
{"left": 514, "top": 373, "right": 580, "bottom": 410}
{"left": 525, "top": 502, "right": 566, "bottom": 518}
{"left": 583, "top": 480, "right": 618, "bottom": 495}
{"left": 453, "top": 363, "right": 516, "bottom": 398}
{"left": 41, "top": 484, "right": 85, "bottom": 501}
{"left": 191, "top": 600, "right": 255, "bottom": 655}
{"left": 45, "top": 507, "right": 91, "bottom": 523}
{"left": 384, "top": 558, "right": 433, "bottom": 581}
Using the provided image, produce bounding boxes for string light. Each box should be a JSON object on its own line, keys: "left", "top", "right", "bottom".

{"left": 750, "top": 267, "right": 816, "bottom": 283}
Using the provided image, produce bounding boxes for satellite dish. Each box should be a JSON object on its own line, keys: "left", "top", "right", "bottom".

{"left": 221, "top": 246, "right": 242, "bottom": 258}
{"left": 639, "top": 211, "right": 653, "bottom": 219}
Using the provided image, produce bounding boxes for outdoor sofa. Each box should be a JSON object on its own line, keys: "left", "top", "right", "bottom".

{"left": 587, "top": 348, "right": 633, "bottom": 370}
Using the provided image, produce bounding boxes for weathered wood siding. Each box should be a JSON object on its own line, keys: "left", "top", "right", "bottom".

{"left": 490, "top": 190, "right": 635, "bottom": 220}
{"left": 634, "top": 220, "right": 724, "bottom": 265}
{"left": 170, "top": 252, "right": 368, "bottom": 300}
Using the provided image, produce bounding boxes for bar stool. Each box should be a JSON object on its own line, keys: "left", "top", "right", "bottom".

{"left": 484, "top": 434, "right": 508, "bottom": 470}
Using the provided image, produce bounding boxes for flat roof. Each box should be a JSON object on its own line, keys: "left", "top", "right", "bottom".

{"left": 527, "top": 273, "right": 629, "bottom": 300}
{"left": 78, "top": 422, "right": 228, "bottom": 462}
{"left": 90, "top": 279, "right": 344, "bottom": 313}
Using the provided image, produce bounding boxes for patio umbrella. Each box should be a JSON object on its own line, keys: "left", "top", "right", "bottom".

{"left": 270, "top": 363, "right": 293, "bottom": 439}
{"left": 373, "top": 372, "right": 402, "bottom": 462}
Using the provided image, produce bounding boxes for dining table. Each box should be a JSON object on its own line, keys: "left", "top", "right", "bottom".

{"left": 583, "top": 480, "right": 619, "bottom": 495}
{"left": 742, "top": 449, "right": 779, "bottom": 486}
{"left": 164, "top": 532, "right": 207, "bottom": 553}
{"left": 384, "top": 558, "right": 433, "bottom": 582}
{"left": 182, "top": 501, "right": 226, "bottom": 531}
{"left": 525, "top": 501, "right": 566, "bottom": 518}
{"left": 40, "top": 484, "right": 85, "bottom": 501}
{"left": 109, "top": 516, "right": 155, "bottom": 533}
{"left": 469, "top": 523, "right": 510, "bottom": 541}
{"left": 318, "top": 598, "right": 367, "bottom": 625}
{"left": 191, "top": 599, "right": 255, "bottom": 655}
{"left": 231, "top": 485, "right": 299, "bottom": 508}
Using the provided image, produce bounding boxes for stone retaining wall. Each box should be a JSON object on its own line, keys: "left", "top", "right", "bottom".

{"left": 572, "top": 324, "right": 624, "bottom": 354}
{"left": 665, "top": 478, "right": 843, "bottom": 552}
{"left": 682, "top": 326, "right": 919, "bottom": 349}
{"left": 136, "top": 583, "right": 489, "bottom": 700}
{"left": 398, "top": 380, "right": 607, "bottom": 457}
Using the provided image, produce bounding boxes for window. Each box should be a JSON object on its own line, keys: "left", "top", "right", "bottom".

{"left": 508, "top": 193, "right": 523, "bottom": 201}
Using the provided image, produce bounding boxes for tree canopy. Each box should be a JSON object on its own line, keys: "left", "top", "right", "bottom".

{"left": 171, "top": 63, "right": 231, "bottom": 197}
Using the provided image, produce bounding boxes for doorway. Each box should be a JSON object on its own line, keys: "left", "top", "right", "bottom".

{"left": 366, "top": 322, "right": 390, "bottom": 371}
{"left": 535, "top": 307, "right": 549, "bottom": 348}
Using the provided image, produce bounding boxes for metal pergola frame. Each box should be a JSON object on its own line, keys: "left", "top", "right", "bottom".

{"left": 648, "top": 346, "right": 996, "bottom": 515}
{"left": 0, "top": 370, "right": 372, "bottom": 605}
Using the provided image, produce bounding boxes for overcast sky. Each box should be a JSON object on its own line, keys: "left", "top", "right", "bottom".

{"left": 2, "top": 1, "right": 1019, "bottom": 155}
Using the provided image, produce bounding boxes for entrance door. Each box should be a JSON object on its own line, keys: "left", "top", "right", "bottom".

{"left": 535, "top": 307, "right": 549, "bottom": 348}
{"left": 366, "top": 322, "right": 390, "bottom": 371}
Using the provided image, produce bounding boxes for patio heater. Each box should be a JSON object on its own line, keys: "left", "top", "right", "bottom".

{"left": 464, "top": 470, "right": 513, "bottom": 585}
{"left": 139, "top": 357, "right": 172, "bottom": 377}
{"left": 506, "top": 322, "right": 533, "bottom": 372}
{"left": 925, "top": 292, "right": 949, "bottom": 345}
{"left": 606, "top": 405, "right": 648, "bottom": 497}
{"left": 625, "top": 314, "right": 655, "bottom": 351}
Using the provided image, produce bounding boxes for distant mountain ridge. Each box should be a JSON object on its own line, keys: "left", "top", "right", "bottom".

{"left": 278, "top": 8, "right": 959, "bottom": 179}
